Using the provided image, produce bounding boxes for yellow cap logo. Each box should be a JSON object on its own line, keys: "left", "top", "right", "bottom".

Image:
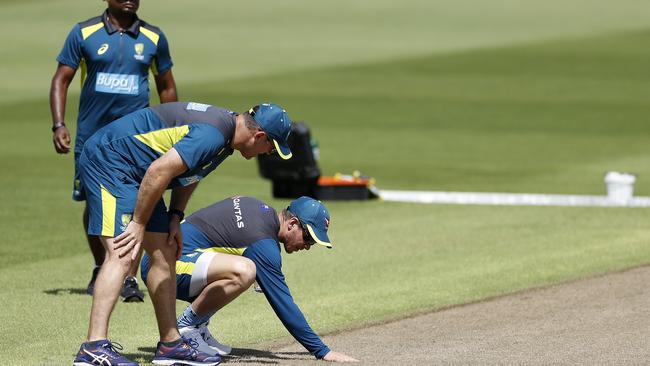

{"left": 97, "top": 43, "right": 109, "bottom": 55}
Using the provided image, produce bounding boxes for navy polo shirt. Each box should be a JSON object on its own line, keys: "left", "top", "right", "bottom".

{"left": 56, "top": 10, "right": 174, "bottom": 154}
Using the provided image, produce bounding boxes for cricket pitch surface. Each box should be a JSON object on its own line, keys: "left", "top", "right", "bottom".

{"left": 224, "top": 265, "right": 650, "bottom": 364}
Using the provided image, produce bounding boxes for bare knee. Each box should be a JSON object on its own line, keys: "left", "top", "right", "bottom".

{"left": 103, "top": 251, "right": 133, "bottom": 273}
{"left": 232, "top": 258, "right": 256, "bottom": 288}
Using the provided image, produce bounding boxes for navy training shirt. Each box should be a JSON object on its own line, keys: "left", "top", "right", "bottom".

{"left": 184, "top": 196, "right": 331, "bottom": 359}
{"left": 82, "top": 102, "right": 235, "bottom": 189}
{"left": 56, "top": 10, "right": 174, "bottom": 154}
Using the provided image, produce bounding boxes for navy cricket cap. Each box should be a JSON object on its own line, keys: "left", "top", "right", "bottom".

{"left": 288, "top": 196, "right": 332, "bottom": 248}
{"left": 249, "top": 103, "right": 293, "bottom": 160}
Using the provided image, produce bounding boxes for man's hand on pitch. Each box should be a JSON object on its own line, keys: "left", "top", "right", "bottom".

{"left": 322, "top": 351, "right": 359, "bottom": 363}
{"left": 52, "top": 126, "right": 71, "bottom": 154}
{"left": 168, "top": 215, "right": 183, "bottom": 259}
{"left": 114, "top": 220, "right": 146, "bottom": 260}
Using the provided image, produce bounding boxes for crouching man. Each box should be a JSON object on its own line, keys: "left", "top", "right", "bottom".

{"left": 141, "top": 196, "right": 359, "bottom": 362}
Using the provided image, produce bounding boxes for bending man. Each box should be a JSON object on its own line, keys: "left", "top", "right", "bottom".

{"left": 73, "top": 102, "right": 293, "bottom": 366}
{"left": 141, "top": 196, "right": 359, "bottom": 362}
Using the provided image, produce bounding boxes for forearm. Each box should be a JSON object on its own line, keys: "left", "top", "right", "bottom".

{"left": 134, "top": 148, "right": 188, "bottom": 224}
{"left": 49, "top": 77, "right": 69, "bottom": 125}
{"left": 254, "top": 261, "right": 329, "bottom": 358}
{"left": 169, "top": 182, "right": 198, "bottom": 212}
{"left": 133, "top": 168, "right": 172, "bottom": 224}
{"left": 155, "top": 70, "right": 178, "bottom": 103}
{"left": 158, "top": 86, "right": 177, "bottom": 103}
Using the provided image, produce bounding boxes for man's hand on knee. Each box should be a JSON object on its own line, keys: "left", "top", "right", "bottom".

{"left": 167, "top": 216, "right": 183, "bottom": 259}
{"left": 114, "top": 220, "right": 146, "bottom": 260}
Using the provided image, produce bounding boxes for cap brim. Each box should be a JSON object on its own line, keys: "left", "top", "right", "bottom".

{"left": 273, "top": 139, "right": 292, "bottom": 160}
{"left": 306, "top": 224, "right": 332, "bottom": 248}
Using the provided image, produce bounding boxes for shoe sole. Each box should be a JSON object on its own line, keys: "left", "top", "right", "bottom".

{"left": 207, "top": 345, "right": 231, "bottom": 356}
{"left": 151, "top": 359, "right": 219, "bottom": 366}
{"left": 123, "top": 295, "right": 145, "bottom": 302}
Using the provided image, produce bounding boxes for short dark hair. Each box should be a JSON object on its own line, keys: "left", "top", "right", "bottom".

{"left": 243, "top": 105, "right": 261, "bottom": 131}
{"left": 281, "top": 208, "right": 296, "bottom": 221}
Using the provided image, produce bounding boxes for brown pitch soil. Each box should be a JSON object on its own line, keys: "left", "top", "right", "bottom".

{"left": 223, "top": 265, "right": 650, "bottom": 365}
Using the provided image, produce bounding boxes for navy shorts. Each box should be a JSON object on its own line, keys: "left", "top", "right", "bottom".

{"left": 72, "top": 151, "right": 86, "bottom": 201}
{"left": 78, "top": 150, "right": 169, "bottom": 237}
{"left": 141, "top": 250, "right": 218, "bottom": 303}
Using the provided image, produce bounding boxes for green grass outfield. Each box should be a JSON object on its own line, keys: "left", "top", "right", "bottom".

{"left": 1, "top": 1, "right": 650, "bottom": 364}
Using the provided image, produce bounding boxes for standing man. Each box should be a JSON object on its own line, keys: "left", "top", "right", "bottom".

{"left": 50, "top": 0, "right": 178, "bottom": 301}
{"left": 72, "top": 102, "right": 293, "bottom": 366}
{"left": 140, "top": 196, "right": 360, "bottom": 363}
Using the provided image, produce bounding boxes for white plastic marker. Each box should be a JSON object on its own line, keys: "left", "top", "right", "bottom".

{"left": 380, "top": 171, "right": 650, "bottom": 207}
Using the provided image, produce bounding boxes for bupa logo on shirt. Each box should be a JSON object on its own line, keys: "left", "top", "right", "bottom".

{"left": 95, "top": 72, "right": 138, "bottom": 95}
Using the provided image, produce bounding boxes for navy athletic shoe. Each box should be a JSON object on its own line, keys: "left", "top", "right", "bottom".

{"left": 121, "top": 277, "right": 145, "bottom": 302}
{"left": 73, "top": 340, "right": 138, "bottom": 366}
{"left": 86, "top": 267, "right": 101, "bottom": 295}
{"left": 152, "top": 337, "right": 220, "bottom": 366}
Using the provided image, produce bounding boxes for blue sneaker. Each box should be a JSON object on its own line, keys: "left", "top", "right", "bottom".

{"left": 73, "top": 340, "right": 138, "bottom": 366}
{"left": 152, "top": 337, "right": 220, "bottom": 365}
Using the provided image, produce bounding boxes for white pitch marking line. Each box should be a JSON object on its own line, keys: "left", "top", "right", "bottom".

{"left": 378, "top": 190, "right": 650, "bottom": 207}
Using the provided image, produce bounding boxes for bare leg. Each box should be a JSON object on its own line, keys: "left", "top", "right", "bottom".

{"left": 128, "top": 247, "right": 144, "bottom": 278}
{"left": 192, "top": 254, "right": 256, "bottom": 316}
{"left": 83, "top": 204, "right": 105, "bottom": 266}
{"left": 87, "top": 236, "right": 133, "bottom": 341}
{"left": 142, "top": 231, "right": 181, "bottom": 342}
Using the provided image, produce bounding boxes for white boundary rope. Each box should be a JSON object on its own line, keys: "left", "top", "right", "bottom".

{"left": 378, "top": 190, "right": 650, "bottom": 207}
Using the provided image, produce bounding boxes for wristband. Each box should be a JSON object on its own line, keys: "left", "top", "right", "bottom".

{"left": 168, "top": 208, "right": 185, "bottom": 221}
{"left": 52, "top": 122, "right": 66, "bottom": 132}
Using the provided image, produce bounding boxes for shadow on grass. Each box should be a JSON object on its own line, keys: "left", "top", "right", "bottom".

{"left": 131, "top": 346, "right": 312, "bottom": 364}
{"left": 43, "top": 288, "right": 88, "bottom": 296}
{"left": 223, "top": 348, "right": 312, "bottom": 364}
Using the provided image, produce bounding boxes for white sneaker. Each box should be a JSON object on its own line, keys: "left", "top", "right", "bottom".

{"left": 198, "top": 322, "right": 232, "bottom": 356}
{"left": 178, "top": 325, "right": 219, "bottom": 356}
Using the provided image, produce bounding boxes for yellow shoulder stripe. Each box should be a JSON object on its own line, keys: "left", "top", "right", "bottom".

{"left": 133, "top": 126, "right": 190, "bottom": 155}
{"left": 81, "top": 22, "right": 104, "bottom": 40}
{"left": 140, "top": 27, "right": 159, "bottom": 45}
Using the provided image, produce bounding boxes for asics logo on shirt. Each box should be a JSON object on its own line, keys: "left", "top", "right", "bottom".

{"left": 95, "top": 73, "right": 139, "bottom": 95}
{"left": 97, "top": 43, "right": 109, "bottom": 55}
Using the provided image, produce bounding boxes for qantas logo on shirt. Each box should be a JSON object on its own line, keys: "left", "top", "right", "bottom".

{"left": 232, "top": 196, "right": 245, "bottom": 228}
{"left": 95, "top": 73, "right": 138, "bottom": 95}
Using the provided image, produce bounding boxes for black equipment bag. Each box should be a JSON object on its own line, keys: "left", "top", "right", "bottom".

{"left": 257, "top": 122, "right": 320, "bottom": 198}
